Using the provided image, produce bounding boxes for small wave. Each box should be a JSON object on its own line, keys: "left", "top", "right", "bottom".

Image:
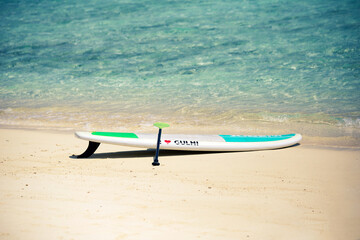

{"left": 0, "top": 108, "right": 13, "bottom": 113}
{"left": 339, "top": 118, "right": 360, "bottom": 128}
{"left": 260, "top": 114, "right": 289, "bottom": 123}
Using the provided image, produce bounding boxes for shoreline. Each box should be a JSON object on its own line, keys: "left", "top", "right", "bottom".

{"left": 1, "top": 106, "right": 359, "bottom": 148}
{"left": 0, "top": 127, "right": 359, "bottom": 239}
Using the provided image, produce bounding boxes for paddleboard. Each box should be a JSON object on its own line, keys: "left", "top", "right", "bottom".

{"left": 75, "top": 131, "right": 302, "bottom": 153}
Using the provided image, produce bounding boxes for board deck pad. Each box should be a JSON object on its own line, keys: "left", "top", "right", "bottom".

{"left": 219, "top": 134, "right": 296, "bottom": 142}
{"left": 92, "top": 132, "right": 138, "bottom": 138}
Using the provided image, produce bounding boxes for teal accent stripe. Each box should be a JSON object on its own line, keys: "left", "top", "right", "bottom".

{"left": 92, "top": 132, "right": 138, "bottom": 138}
{"left": 219, "top": 134, "right": 296, "bottom": 142}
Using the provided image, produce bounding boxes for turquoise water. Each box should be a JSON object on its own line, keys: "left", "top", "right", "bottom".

{"left": 1, "top": 0, "right": 360, "bottom": 139}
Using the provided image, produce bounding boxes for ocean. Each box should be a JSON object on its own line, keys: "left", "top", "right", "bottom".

{"left": 1, "top": 0, "right": 359, "bottom": 146}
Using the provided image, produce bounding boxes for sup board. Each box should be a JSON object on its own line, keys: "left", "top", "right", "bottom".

{"left": 75, "top": 131, "right": 302, "bottom": 158}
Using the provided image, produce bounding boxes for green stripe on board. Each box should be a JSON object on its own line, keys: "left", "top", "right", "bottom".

{"left": 219, "top": 134, "right": 295, "bottom": 142}
{"left": 92, "top": 132, "right": 138, "bottom": 138}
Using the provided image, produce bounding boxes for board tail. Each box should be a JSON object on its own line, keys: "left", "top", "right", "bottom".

{"left": 77, "top": 141, "right": 100, "bottom": 158}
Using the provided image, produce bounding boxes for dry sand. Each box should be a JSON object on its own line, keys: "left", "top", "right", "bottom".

{"left": 0, "top": 128, "right": 359, "bottom": 240}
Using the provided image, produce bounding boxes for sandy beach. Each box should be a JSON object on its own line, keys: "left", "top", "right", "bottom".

{"left": 0, "top": 128, "right": 359, "bottom": 240}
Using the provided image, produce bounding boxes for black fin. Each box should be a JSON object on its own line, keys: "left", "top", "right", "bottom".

{"left": 77, "top": 141, "right": 100, "bottom": 158}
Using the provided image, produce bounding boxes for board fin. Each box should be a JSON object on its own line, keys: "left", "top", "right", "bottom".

{"left": 77, "top": 141, "right": 100, "bottom": 158}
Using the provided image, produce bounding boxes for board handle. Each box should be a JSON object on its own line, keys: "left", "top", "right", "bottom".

{"left": 153, "top": 122, "right": 170, "bottom": 129}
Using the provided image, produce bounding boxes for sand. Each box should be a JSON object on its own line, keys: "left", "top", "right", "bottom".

{"left": 0, "top": 128, "right": 359, "bottom": 240}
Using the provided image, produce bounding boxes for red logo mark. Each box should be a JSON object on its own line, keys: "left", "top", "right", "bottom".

{"left": 164, "top": 140, "right": 171, "bottom": 144}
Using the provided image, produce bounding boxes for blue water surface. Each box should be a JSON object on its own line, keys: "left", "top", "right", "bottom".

{"left": 0, "top": 0, "right": 359, "bottom": 127}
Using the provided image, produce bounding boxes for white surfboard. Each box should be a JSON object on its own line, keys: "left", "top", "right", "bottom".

{"left": 75, "top": 131, "right": 302, "bottom": 155}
